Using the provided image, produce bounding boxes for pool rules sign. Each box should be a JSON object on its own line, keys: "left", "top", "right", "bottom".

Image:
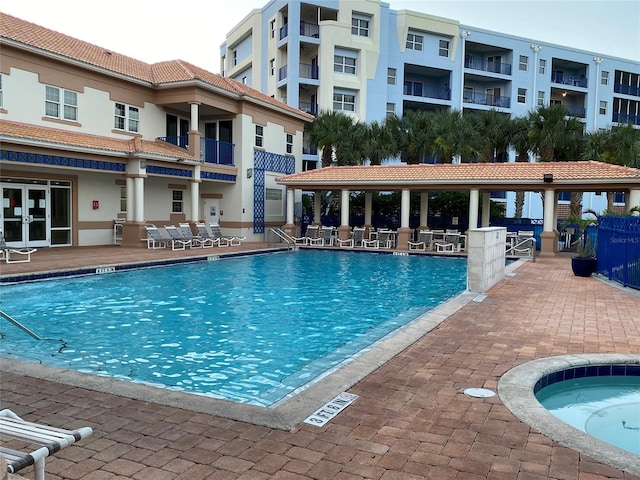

{"left": 304, "top": 392, "right": 358, "bottom": 427}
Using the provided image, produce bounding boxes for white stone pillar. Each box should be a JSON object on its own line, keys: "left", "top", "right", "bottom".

{"left": 340, "top": 189, "right": 350, "bottom": 227}
{"left": 543, "top": 189, "right": 555, "bottom": 232}
{"left": 190, "top": 164, "right": 201, "bottom": 222}
{"left": 401, "top": 189, "right": 410, "bottom": 228}
{"left": 313, "top": 191, "right": 322, "bottom": 224}
{"left": 286, "top": 188, "right": 295, "bottom": 225}
{"left": 481, "top": 193, "right": 491, "bottom": 227}
{"left": 627, "top": 189, "right": 640, "bottom": 211}
{"left": 190, "top": 103, "right": 199, "bottom": 131}
{"left": 134, "top": 176, "right": 144, "bottom": 222}
{"left": 126, "top": 176, "right": 134, "bottom": 222}
{"left": 468, "top": 189, "right": 480, "bottom": 230}
{"left": 420, "top": 192, "right": 429, "bottom": 228}
{"left": 365, "top": 192, "right": 373, "bottom": 225}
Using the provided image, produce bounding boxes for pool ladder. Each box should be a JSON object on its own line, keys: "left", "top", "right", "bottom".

{"left": 0, "top": 309, "right": 53, "bottom": 341}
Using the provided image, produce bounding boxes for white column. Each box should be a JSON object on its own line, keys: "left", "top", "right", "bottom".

{"left": 592, "top": 57, "right": 603, "bottom": 131}
{"left": 468, "top": 189, "right": 479, "bottom": 230}
{"left": 134, "top": 176, "right": 144, "bottom": 222}
{"left": 420, "top": 192, "right": 429, "bottom": 227}
{"left": 190, "top": 103, "right": 199, "bottom": 131}
{"left": 340, "top": 189, "right": 350, "bottom": 227}
{"left": 190, "top": 165, "right": 200, "bottom": 222}
{"left": 459, "top": 30, "right": 470, "bottom": 110}
{"left": 481, "top": 193, "right": 491, "bottom": 227}
{"left": 543, "top": 189, "right": 556, "bottom": 232}
{"left": 126, "top": 177, "right": 134, "bottom": 222}
{"left": 530, "top": 44, "right": 541, "bottom": 110}
{"left": 365, "top": 192, "right": 373, "bottom": 225}
{"left": 627, "top": 189, "right": 640, "bottom": 211}
{"left": 313, "top": 191, "right": 321, "bottom": 224}
{"left": 400, "top": 189, "right": 410, "bottom": 228}
{"left": 286, "top": 188, "right": 295, "bottom": 225}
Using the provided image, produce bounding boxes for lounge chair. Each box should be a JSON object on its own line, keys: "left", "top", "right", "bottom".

{"left": 143, "top": 225, "right": 168, "bottom": 249}
{"left": 0, "top": 231, "right": 37, "bottom": 263}
{"left": 317, "top": 226, "right": 335, "bottom": 246}
{"left": 362, "top": 230, "right": 380, "bottom": 249}
{"left": 408, "top": 230, "right": 433, "bottom": 251}
{"left": 195, "top": 222, "right": 228, "bottom": 247}
{"left": 305, "top": 225, "right": 323, "bottom": 246}
{"left": 0, "top": 409, "right": 93, "bottom": 480}
{"left": 209, "top": 224, "right": 245, "bottom": 246}
{"left": 337, "top": 226, "right": 366, "bottom": 248}
{"left": 163, "top": 225, "right": 192, "bottom": 250}
{"left": 179, "top": 223, "right": 214, "bottom": 248}
{"left": 435, "top": 233, "right": 460, "bottom": 252}
{"left": 378, "top": 230, "right": 397, "bottom": 249}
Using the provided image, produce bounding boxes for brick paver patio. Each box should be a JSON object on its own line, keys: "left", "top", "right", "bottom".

{"left": 1, "top": 246, "right": 639, "bottom": 479}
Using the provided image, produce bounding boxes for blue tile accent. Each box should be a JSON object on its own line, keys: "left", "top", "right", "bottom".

{"left": 1, "top": 150, "right": 126, "bottom": 172}
{"left": 533, "top": 363, "right": 640, "bottom": 394}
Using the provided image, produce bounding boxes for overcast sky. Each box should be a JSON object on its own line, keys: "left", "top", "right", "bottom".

{"left": 3, "top": 0, "right": 639, "bottom": 73}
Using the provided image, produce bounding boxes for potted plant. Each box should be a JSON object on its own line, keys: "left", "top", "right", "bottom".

{"left": 563, "top": 211, "right": 598, "bottom": 277}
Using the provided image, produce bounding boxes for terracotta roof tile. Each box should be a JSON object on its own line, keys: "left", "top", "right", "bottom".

{"left": 0, "top": 120, "right": 199, "bottom": 161}
{"left": 0, "top": 12, "right": 313, "bottom": 120}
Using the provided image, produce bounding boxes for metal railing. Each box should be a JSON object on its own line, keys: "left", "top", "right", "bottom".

{"left": 596, "top": 216, "right": 640, "bottom": 290}
{"left": 464, "top": 57, "right": 512, "bottom": 76}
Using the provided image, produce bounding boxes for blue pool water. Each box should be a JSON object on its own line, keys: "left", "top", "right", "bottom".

{"left": 0, "top": 250, "right": 466, "bottom": 406}
{"left": 537, "top": 376, "right": 640, "bottom": 455}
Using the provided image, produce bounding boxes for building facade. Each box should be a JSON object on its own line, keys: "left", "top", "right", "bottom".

{"left": 219, "top": 0, "right": 640, "bottom": 217}
{"left": 0, "top": 12, "right": 313, "bottom": 249}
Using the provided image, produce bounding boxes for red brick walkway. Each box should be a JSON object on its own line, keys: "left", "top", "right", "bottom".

{"left": 1, "top": 250, "right": 639, "bottom": 479}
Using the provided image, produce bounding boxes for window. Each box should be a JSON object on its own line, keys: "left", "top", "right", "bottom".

{"left": 387, "top": 68, "right": 396, "bottom": 85}
{"left": 351, "top": 14, "right": 370, "bottom": 37}
{"left": 255, "top": 125, "right": 264, "bottom": 147}
{"left": 404, "top": 81, "right": 423, "bottom": 97}
{"left": 517, "top": 88, "right": 527, "bottom": 104}
{"left": 242, "top": 76, "right": 247, "bottom": 85}
{"left": 286, "top": 133, "right": 293, "bottom": 154}
{"left": 333, "top": 90, "right": 356, "bottom": 112}
{"left": 599, "top": 100, "right": 607, "bottom": 115}
{"left": 539, "top": 59, "right": 547, "bottom": 75}
{"left": 334, "top": 55, "right": 357, "bottom": 74}
{"left": 519, "top": 55, "right": 528, "bottom": 71}
{"left": 232, "top": 50, "right": 237, "bottom": 66}
{"left": 114, "top": 103, "right": 139, "bottom": 132}
{"left": 537, "top": 91, "right": 545, "bottom": 107}
{"left": 266, "top": 188, "right": 282, "bottom": 200}
{"left": 557, "top": 191, "right": 570, "bottom": 202}
{"left": 45, "top": 85, "right": 78, "bottom": 121}
{"left": 172, "top": 190, "right": 183, "bottom": 213}
{"left": 120, "top": 186, "right": 127, "bottom": 213}
{"left": 614, "top": 192, "right": 626, "bottom": 204}
{"left": 270, "top": 19, "right": 276, "bottom": 38}
{"left": 406, "top": 33, "right": 423, "bottom": 51}
{"left": 601, "top": 70, "right": 609, "bottom": 85}
{"left": 386, "top": 103, "right": 395, "bottom": 117}
{"left": 438, "top": 40, "right": 449, "bottom": 57}
{"left": 269, "top": 59, "right": 275, "bottom": 76}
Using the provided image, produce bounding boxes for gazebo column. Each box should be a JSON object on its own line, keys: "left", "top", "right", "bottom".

{"left": 540, "top": 188, "right": 558, "bottom": 255}
{"left": 481, "top": 192, "right": 491, "bottom": 227}
{"left": 313, "top": 191, "right": 322, "bottom": 225}
{"left": 397, "top": 189, "right": 411, "bottom": 250}
{"left": 338, "top": 189, "right": 351, "bottom": 240}
{"left": 468, "top": 189, "right": 480, "bottom": 230}
{"left": 120, "top": 159, "right": 147, "bottom": 247}
{"left": 627, "top": 189, "right": 640, "bottom": 211}
{"left": 190, "top": 164, "right": 201, "bottom": 222}
{"left": 419, "top": 192, "right": 429, "bottom": 231}
{"left": 364, "top": 192, "right": 373, "bottom": 238}
{"left": 282, "top": 188, "right": 297, "bottom": 236}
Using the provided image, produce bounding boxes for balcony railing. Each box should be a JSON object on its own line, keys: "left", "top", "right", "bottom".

{"left": 551, "top": 73, "right": 587, "bottom": 88}
{"left": 465, "top": 57, "right": 512, "bottom": 75}
{"left": 303, "top": 141, "right": 318, "bottom": 155}
{"left": 299, "top": 63, "right": 319, "bottom": 79}
{"left": 300, "top": 21, "right": 319, "bottom": 38}
{"left": 403, "top": 83, "right": 451, "bottom": 101}
{"left": 201, "top": 138, "right": 234, "bottom": 165}
{"left": 299, "top": 102, "right": 318, "bottom": 115}
{"left": 278, "top": 65, "right": 287, "bottom": 81}
{"left": 463, "top": 92, "right": 511, "bottom": 108}
{"left": 159, "top": 135, "right": 188, "bottom": 148}
{"left": 279, "top": 23, "right": 288, "bottom": 40}
{"left": 614, "top": 83, "right": 640, "bottom": 97}
{"left": 613, "top": 113, "right": 640, "bottom": 126}
{"left": 566, "top": 106, "right": 586, "bottom": 118}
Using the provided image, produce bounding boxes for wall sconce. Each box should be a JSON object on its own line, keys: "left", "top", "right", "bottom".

{"left": 543, "top": 173, "right": 553, "bottom": 183}
{"left": 246, "top": 168, "right": 253, "bottom": 179}
{"left": 561, "top": 91, "right": 567, "bottom": 98}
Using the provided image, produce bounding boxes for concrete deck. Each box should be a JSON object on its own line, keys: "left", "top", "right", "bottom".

{"left": 1, "top": 245, "right": 639, "bottom": 479}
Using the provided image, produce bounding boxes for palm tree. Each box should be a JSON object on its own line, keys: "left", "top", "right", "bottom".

{"left": 362, "top": 117, "right": 401, "bottom": 165}
{"left": 468, "top": 109, "right": 510, "bottom": 162}
{"left": 305, "top": 110, "right": 356, "bottom": 167}
{"left": 508, "top": 116, "right": 533, "bottom": 218}
{"left": 430, "top": 109, "right": 476, "bottom": 163}
{"left": 606, "top": 123, "right": 640, "bottom": 168}
{"left": 395, "top": 110, "right": 437, "bottom": 164}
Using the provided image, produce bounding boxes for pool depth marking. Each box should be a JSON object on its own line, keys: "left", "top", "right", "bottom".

{"left": 303, "top": 392, "right": 358, "bottom": 427}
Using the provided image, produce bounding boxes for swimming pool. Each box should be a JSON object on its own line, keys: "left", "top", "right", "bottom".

{"left": 0, "top": 250, "right": 467, "bottom": 406}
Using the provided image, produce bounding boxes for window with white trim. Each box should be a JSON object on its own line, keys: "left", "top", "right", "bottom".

{"left": 255, "top": 125, "right": 264, "bottom": 147}
{"left": 386, "top": 103, "right": 395, "bottom": 117}
{"left": 270, "top": 59, "right": 275, "bottom": 76}
{"left": 351, "top": 13, "right": 370, "bottom": 37}
{"left": 114, "top": 103, "right": 139, "bottom": 132}
{"left": 387, "top": 68, "right": 396, "bottom": 85}
{"left": 537, "top": 91, "right": 545, "bottom": 107}
{"left": 333, "top": 90, "right": 356, "bottom": 112}
{"left": 286, "top": 133, "right": 293, "bottom": 154}
{"left": 232, "top": 50, "right": 237, "bottom": 66}
{"left": 438, "top": 39, "right": 449, "bottom": 57}
{"left": 539, "top": 58, "right": 547, "bottom": 75}
{"left": 519, "top": 55, "right": 528, "bottom": 71}
{"left": 172, "top": 190, "right": 183, "bottom": 213}
{"left": 517, "top": 88, "right": 527, "bottom": 104}
{"left": 120, "top": 186, "right": 127, "bottom": 212}
{"left": 406, "top": 32, "right": 423, "bottom": 51}
{"left": 270, "top": 19, "right": 276, "bottom": 38}
{"left": 334, "top": 54, "right": 357, "bottom": 74}
{"left": 599, "top": 100, "right": 607, "bottom": 115}
{"left": 601, "top": 70, "right": 609, "bottom": 85}
{"left": 45, "top": 85, "right": 78, "bottom": 121}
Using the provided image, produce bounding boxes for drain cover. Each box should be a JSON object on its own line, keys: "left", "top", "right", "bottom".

{"left": 464, "top": 388, "right": 496, "bottom": 398}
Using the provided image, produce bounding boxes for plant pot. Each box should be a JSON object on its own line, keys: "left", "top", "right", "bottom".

{"left": 571, "top": 256, "right": 596, "bottom": 277}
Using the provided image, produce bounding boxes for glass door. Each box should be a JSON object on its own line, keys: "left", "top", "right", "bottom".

{"left": 1, "top": 184, "right": 50, "bottom": 248}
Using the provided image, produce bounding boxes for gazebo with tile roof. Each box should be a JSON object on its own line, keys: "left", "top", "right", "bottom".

{"left": 276, "top": 161, "right": 640, "bottom": 255}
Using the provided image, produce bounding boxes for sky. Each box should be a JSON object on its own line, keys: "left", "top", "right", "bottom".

{"left": 2, "top": 0, "right": 639, "bottom": 73}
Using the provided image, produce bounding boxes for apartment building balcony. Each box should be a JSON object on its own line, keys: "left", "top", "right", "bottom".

{"left": 551, "top": 72, "right": 587, "bottom": 88}
{"left": 278, "top": 64, "right": 319, "bottom": 82}
{"left": 158, "top": 136, "right": 235, "bottom": 166}
{"left": 463, "top": 91, "right": 511, "bottom": 108}
{"left": 614, "top": 83, "right": 640, "bottom": 97}
{"left": 279, "top": 21, "right": 320, "bottom": 41}
{"left": 551, "top": 59, "right": 588, "bottom": 89}
{"left": 464, "top": 55, "right": 512, "bottom": 76}
{"left": 613, "top": 113, "right": 640, "bottom": 126}
{"left": 303, "top": 140, "right": 318, "bottom": 155}
{"left": 551, "top": 89, "right": 586, "bottom": 118}
{"left": 299, "top": 102, "right": 318, "bottom": 115}
{"left": 403, "top": 82, "right": 451, "bottom": 101}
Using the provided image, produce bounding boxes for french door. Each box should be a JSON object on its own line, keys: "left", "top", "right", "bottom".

{"left": 2, "top": 184, "right": 50, "bottom": 248}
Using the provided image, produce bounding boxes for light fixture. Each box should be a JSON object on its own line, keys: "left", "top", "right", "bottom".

{"left": 246, "top": 168, "right": 253, "bottom": 179}
{"left": 543, "top": 174, "right": 553, "bottom": 183}
{"left": 561, "top": 91, "right": 567, "bottom": 98}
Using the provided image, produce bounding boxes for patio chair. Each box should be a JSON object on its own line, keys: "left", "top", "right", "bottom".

{"left": 435, "top": 233, "right": 460, "bottom": 252}
{"left": 209, "top": 224, "right": 245, "bottom": 246}
{"left": 336, "top": 226, "right": 364, "bottom": 248}
{"left": 163, "top": 225, "right": 192, "bottom": 250}
{"left": 362, "top": 229, "right": 380, "bottom": 249}
{"left": 318, "top": 226, "right": 335, "bottom": 247}
{"left": 0, "top": 231, "right": 37, "bottom": 263}
{"left": 195, "top": 222, "right": 228, "bottom": 247}
{"left": 0, "top": 409, "right": 93, "bottom": 480}
{"left": 378, "top": 230, "right": 396, "bottom": 249}
{"left": 143, "top": 225, "right": 168, "bottom": 249}
{"left": 408, "top": 230, "right": 433, "bottom": 251}
{"left": 307, "top": 225, "right": 326, "bottom": 246}
{"left": 179, "top": 223, "right": 214, "bottom": 248}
